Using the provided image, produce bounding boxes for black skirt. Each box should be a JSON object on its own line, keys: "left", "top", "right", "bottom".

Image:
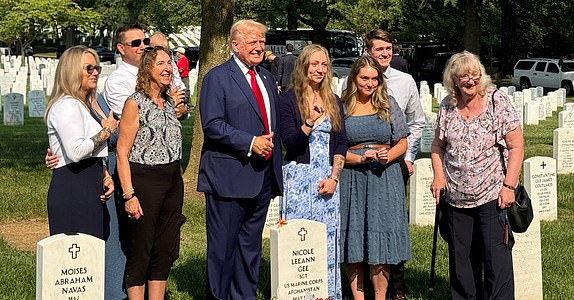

{"left": 47, "top": 157, "right": 109, "bottom": 240}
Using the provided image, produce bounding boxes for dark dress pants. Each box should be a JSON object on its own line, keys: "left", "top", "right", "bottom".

{"left": 445, "top": 200, "right": 514, "bottom": 300}
{"left": 205, "top": 168, "right": 272, "bottom": 300}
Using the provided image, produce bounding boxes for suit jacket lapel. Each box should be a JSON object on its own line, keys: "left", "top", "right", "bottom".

{"left": 227, "top": 59, "right": 265, "bottom": 124}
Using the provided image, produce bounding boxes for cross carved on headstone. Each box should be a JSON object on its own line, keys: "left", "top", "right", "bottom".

{"left": 298, "top": 228, "right": 307, "bottom": 242}
{"left": 68, "top": 243, "right": 80, "bottom": 259}
{"left": 541, "top": 161, "right": 547, "bottom": 169}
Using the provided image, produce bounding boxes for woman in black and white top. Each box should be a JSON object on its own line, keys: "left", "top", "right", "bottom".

{"left": 116, "top": 46, "right": 185, "bottom": 300}
{"left": 45, "top": 45, "right": 118, "bottom": 239}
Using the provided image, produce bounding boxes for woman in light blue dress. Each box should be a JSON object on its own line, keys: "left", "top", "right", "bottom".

{"left": 279, "top": 44, "right": 347, "bottom": 299}
{"left": 340, "top": 55, "right": 411, "bottom": 300}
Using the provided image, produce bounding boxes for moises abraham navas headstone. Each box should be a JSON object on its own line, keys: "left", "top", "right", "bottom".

{"left": 36, "top": 233, "right": 104, "bottom": 300}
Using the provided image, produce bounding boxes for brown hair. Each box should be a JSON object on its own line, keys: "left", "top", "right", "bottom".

{"left": 364, "top": 29, "right": 392, "bottom": 51}
{"left": 135, "top": 46, "right": 170, "bottom": 98}
{"left": 342, "top": 55, "right": 391, "bottom": 121}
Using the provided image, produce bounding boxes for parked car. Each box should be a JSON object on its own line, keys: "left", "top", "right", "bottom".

{"left": 92, "top": 46, "right": 116, "bottom": 63}
{"left": 511, "top": 58, "right": 574, "bottom": 95}
{"left": 331, "top": 57, "right": 357, "bottom": 78}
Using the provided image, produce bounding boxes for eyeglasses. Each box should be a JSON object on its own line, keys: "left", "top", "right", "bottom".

{"left": 458, "top": 74, "right": 481, "bottom": 83}
{"left": 125, "top": 38, "right": 150, "bottom": 48}
{"left": 84, "top": 64, "right": 102, "bottom": 74}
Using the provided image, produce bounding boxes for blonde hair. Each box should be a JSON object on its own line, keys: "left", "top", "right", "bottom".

{"left": 229, "top": 20, "right": 267, "bottom": 49}
{"left": 442, "top": 50, "right": 492, "bottom": 104}
{"left": 136, "top": 46, "right": 170, "bottom": 97}
{"left": 291, "top": 44, "right": 342, "bottom": 132}
{"left": 45, "top": 45, "right": 99, "bottom": 122}
{"left": 342, "top": 55, "right": 390, "bottom": 121}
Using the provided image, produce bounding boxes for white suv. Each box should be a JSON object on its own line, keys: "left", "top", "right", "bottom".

{"left": 512, "top": 58, "right": 574, "bottom": 95}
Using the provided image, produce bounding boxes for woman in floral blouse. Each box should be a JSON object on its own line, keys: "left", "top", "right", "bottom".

{"left": 430, "top": 51, "right": 524, "bottom": 300}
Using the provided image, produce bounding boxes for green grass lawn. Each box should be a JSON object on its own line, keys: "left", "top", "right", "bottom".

{"left": 0, "top": 100, "right": 573, "bottom": 299}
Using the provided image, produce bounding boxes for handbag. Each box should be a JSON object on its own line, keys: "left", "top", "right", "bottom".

{"left": 492, "top": 89, "right": 534, "bottom": 233}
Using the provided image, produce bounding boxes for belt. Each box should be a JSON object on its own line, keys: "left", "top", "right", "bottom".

{"left": 348, "top": 144, "right": 390, "bottom": 150}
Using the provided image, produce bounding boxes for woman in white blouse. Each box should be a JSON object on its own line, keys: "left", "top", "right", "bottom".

{"left": 44, "top": 45, "right": 118, "bottom": 239}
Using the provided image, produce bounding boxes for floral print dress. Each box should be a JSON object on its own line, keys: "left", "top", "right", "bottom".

{"left": 282, "top": 117, "right": 341, "bottom": 300}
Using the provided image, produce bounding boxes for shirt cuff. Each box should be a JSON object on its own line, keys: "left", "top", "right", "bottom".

{"left": 247, "top": 136, "right": 256, "bottom": 157}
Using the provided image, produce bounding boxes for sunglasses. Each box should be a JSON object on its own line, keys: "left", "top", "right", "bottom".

{"left": 143, "top": 46, "right": 165, "bottom": 52}
{"left": 125, "top": 38, "right": 150, "bottom": 48}
{"left": 84, "top": 64, "right": 102, "bottom": 74}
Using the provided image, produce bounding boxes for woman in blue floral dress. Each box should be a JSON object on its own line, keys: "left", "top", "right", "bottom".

{"left": 340, "top": 55, "right": 411, "bottom": 300}
{"left": 279, "top": 44, "right": 347, "bottom": 299}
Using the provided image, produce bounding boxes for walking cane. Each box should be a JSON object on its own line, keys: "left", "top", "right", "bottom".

{"left": 428, "top": 203, "right": 441, "bottom": 300}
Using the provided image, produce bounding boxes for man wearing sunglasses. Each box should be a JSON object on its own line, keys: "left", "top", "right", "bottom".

{"left": 104, "top": 24, "right": 149, "bottom": 117}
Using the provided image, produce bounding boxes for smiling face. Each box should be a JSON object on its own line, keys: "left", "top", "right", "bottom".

{"left": 307, "top": 50, "right": 328, "bottom": 87}
{"left": 456, "top": 66, "right": 482, "bottom": 98}
{"left": 366, "top": 39, "right": 393, "bottom": 69}
{"left": 117, "top": 29, "right": 147, "bottom": 67}
{"left": 355, "top": 66, "right": 380, "bottom": 100}
{"left": 81, "top": 52, "right": 99, "bottom": 96}
{"left": 231, "top": 28, "right": 266, "bottom": 68}
{"left": 150, "top": 50, "right": 172, "bottom": 89}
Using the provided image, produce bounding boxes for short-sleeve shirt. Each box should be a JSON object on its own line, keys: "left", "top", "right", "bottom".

{"left": 435, "top": 87, "right": 520, "bottom": 208}
{"left": 128, "top": 91, "right": 182, "bottom": 165}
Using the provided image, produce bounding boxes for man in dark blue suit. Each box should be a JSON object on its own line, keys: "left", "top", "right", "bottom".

{"left": 197, "top": 19, "right": 283, "bottom": 300}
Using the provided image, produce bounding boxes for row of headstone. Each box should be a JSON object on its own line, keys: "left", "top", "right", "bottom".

{"left": 2, "top": 90, "right": 46, "bottom": 125}
{"left": 409, "top": 156, "right": 558, "bottom": 226}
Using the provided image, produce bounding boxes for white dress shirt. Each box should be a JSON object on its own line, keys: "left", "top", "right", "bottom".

{"left": 384, "top": 67, "right": 425, "bottom": 162}
{"left": 104, "top": 62, "right": 138, "bottom": 116}
{"left": 47, "top": 95, "right": 108, "bottom": 169}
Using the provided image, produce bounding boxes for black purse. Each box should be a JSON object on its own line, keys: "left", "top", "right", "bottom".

{"left": 492, "top": 90, "right": 534, "bottom": 233}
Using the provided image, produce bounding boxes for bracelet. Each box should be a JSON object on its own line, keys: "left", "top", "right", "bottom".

{"left": 103, "top": 127, "right": 112, "bottom": 134}
{"left": 122, "top": 189, "right": 135, "bottom": 197}
{"left": 103, "top": 175, "right": 112, "bottom": 182}
{"left": 502, "top": 183, "right": 516, "bottom": 191}
{"left": 304, "top": 120, "right": 314, "bottom": 128}
{"left": 123, "top": 193, "right": 135, "bottom": 200}
{"left": 329, "top": 177, "right": 339, "bottom": 184}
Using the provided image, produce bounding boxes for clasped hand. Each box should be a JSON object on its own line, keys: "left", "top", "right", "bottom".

{"left": 363, "top": 149, "right": 388, "bottom": 164}
{"left": 252, "top": 132, "right": 274, "bottom": 157}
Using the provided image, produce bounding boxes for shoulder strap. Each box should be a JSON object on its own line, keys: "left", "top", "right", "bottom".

{"left": 491, "top": 89, "right": 507, "bottom": 174}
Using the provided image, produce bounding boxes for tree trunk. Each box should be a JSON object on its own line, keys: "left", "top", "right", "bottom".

{"left": 182, "top": 0, "right": 234, "bottom": 199}
{"left": 499, "top": 0, "right": 516, "bottom": 75}
{"left": 286, "top": 0, "right": 299, "bottom": 30}
{"left": 463, "top": 0, "right": 482, "bottom": 55}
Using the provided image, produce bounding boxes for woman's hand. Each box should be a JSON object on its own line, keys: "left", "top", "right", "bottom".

{"left": 101, "top": 177, "right": 114, "bottom": 201}
{"left": 498, "top": 185, "right": 515, "bottom": 209}
{"left": 430, "top": 177, "right": 447, "bottom": 204}
{"left": 376, "top": 148, "right": 388, "bottom": 165}
{"left": 45, "top": 148, "right": 59, "bottom": 169}
{"left": 125, "top": 197, "right": 144, "bottom": 220}
{"left": 101, "top": 111, "right": 119, "bottom": 133}
{"left": 318, "top": 177, "right": 337, "bottom": 195}
{"left": 363, "top": 149, "right": 378, "bottom": 162}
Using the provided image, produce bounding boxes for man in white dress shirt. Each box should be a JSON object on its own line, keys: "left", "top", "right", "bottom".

{"left": 104, "top": 24, "right": 149, "bottom": 116}
{"left": 364, "top": 29, "right": 425, "bottom": 300}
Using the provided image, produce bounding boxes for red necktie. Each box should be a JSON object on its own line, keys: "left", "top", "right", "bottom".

{"left": 248, "top": 68, "right": 271, "bottom": 159}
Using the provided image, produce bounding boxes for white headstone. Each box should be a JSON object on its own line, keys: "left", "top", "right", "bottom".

{"left": 524, "top": 156, "right": 557, "bottom": 220}
{"left": 421, "top": 93, "right": 432, "bottom": 113}
{"left": 536, "top": 98, "right": 547, "bottom": 120}
{"left": 536, "top": 86, "right": 544, "bottom": 97}
{"left": 547, "top": 92, "right": 558, "bottom": 113}
{"left": 420, "top": 85, "right": 430, "bottom": 97}
{"left": 524, "top": 101, "right": 539, "bottom": 125}
{"left": 559, "top": 110, "right": 574, "bottom": 128}
{"left": 512, "top": 167, "right": 543, "bottom": 300}
{"left": 409, "top": 158, "right": 435, "bottom": 226}
{"left": 523, "top": 88, "right": 532, "bottom": 102}
{"left": 419, "top": 112, "right": 437, "bottom": 153}
{"left": 36, "top": 233, "right": 105, "bottom": 300}
{"left": 553, "top": 127, "right": 574, "bottom": 174}
{"left": 500, "top": 86, "right": 509, "bottom": 95}
{"left": 28, "top": 90, "right": 46, "bottom": 117}
{"left": 3, "top": 93, "right": 24, "bottom": 125}
{"left": 508, "top": 85, "right": 516, "bottom": 96}
{"left": 270, "top": 219, "right": 328, "bottom": 300}
{"left": 543, "top": 96, "right": 552, "bottom": 118}
{"left": 433, "top": 83, "right": 442, "bottom": 100}
{"left": 510, "top": 91, "right": 524, "bottom": 126}
{"left": 263, "top": 196, "right": 281, "bottom": 238}
{"left": 557, "top": 88, "right": 566, "bottom": 107}
{"left": 563, "top": 103, "right": 574, "bottom": 111}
